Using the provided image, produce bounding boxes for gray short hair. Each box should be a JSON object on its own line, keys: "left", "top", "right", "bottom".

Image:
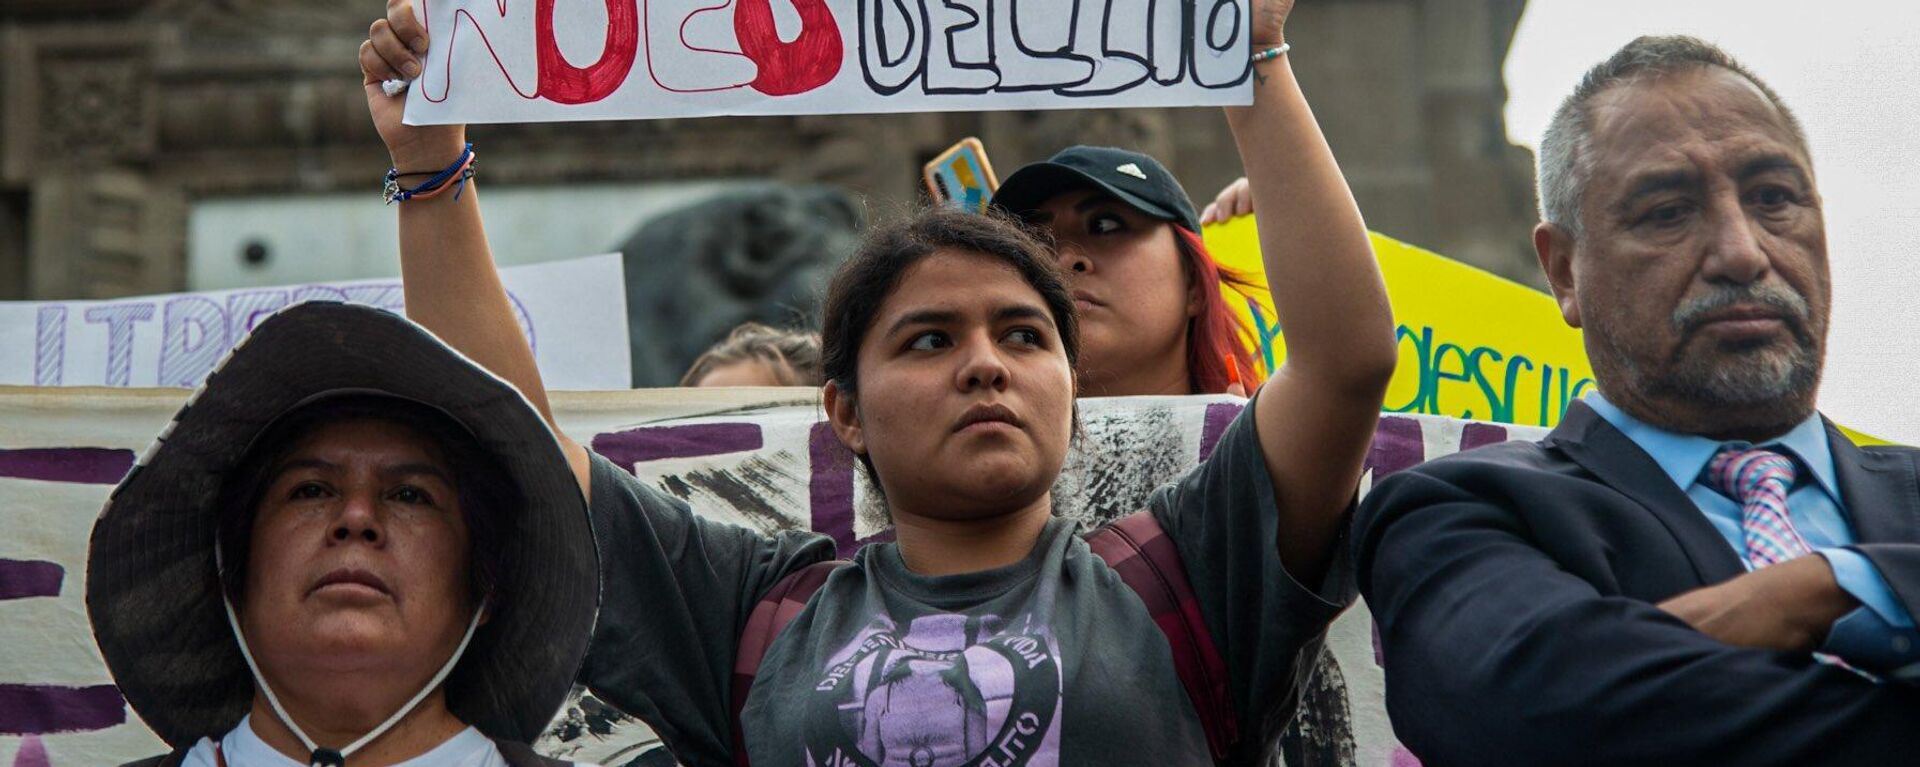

{"left": 1536, "top": 35, "right": 1808, "bottom": 237}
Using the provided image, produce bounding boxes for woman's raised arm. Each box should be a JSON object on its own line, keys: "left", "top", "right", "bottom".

{"left": 360, "top": 0, "right": 593, "bottom": 494}
{"left": 1229, "top": 0, "right": 1398, "bottom": 586}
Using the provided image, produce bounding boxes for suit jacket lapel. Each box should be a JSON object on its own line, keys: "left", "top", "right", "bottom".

{"left": 1548, "top": 401, "right": 1747, "bottom": 585}
{"left": 1827, "top": 420, "right": 1920, "bottom": 544}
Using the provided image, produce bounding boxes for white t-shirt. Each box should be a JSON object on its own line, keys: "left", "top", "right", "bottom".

{"left": 180, "top": 715, "right": 511, "bottom": 767}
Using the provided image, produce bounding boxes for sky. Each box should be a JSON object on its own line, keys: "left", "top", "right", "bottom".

{"left": 1504, "top": 0, "right": 1920, "bottom": 444}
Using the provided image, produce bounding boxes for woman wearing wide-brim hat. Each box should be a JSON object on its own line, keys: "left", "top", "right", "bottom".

{"left": 87, "top": 302, "right": 600, "bottom": 767}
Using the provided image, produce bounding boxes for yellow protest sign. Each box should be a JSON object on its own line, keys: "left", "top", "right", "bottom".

{"left": 1205, "top": 217, "right": 1894, "bottom": 444}
{"left": 1205, "top": 216, "right": 1597, "bottom": 429}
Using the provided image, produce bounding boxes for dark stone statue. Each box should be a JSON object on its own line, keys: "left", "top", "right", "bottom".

{"left": 618, "top": 183, "right": 863, "bottom": 387}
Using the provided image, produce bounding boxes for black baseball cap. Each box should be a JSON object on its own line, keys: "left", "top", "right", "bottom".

{"left": 993, "top": 146, "right": 1203, "bottom": 233}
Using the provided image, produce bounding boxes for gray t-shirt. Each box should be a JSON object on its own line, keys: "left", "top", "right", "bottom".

{"left": 579, "top": 402, "right": 1355, "bottom": 766}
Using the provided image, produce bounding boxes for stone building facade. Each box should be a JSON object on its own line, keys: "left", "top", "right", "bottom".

{"left": 0, "top": 0, "right": 1540, "bottom": 302}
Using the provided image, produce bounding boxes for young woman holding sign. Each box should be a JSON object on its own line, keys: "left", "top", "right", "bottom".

{"left": 360, "top": 0, "right": 1393, "bottom": 763}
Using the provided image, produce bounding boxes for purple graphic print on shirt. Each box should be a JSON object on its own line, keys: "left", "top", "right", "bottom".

{"left": 807, "top": 612, "right": 1062, "bottom": 767}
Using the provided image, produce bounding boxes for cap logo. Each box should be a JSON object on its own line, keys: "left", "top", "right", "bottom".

{"left": 1115, "top": 163, "right": 1149, "bottom": 180}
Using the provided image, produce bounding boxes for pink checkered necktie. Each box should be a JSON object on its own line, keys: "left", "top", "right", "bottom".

{"left": 1705, "top": 446, "right": 1812, "bottom": 568}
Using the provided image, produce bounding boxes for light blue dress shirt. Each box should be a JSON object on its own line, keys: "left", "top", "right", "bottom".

{"left": 1585, "top": 393, "right": 1918, "bottom": 675}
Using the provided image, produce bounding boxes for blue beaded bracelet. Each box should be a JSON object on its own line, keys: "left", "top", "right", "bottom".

{"left": 1251, "top": 43, "right": 1291, "bottom": 64}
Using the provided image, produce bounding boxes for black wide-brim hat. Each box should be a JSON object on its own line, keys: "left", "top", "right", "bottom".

{"left": 992, "top": 145, "right": 1203, "bottom": 234}
{"left": 86, "top": 301, "right": 598, "bottom": 748}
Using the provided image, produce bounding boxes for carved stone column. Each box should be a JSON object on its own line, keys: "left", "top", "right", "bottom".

{"left": 2, "top": 21, "right": 179, "bottom": 298}
{"left": 29, "top": 171, "right": 184, "bottom": 299}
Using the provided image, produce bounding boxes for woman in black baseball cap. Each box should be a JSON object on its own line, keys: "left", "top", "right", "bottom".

{"left": 991, "top": 145, "right": 1266, "bottom": 399}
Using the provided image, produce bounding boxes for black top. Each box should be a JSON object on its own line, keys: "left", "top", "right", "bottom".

{"left": 579, "top": 401, "right": 1354, "bottom": 765}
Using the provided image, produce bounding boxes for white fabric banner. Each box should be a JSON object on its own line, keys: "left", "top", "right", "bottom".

{"left": 401, "top": 0, "right": 1256, "bottom": 125}
{"left": 0, "top": 386, "right": 1540, "bottom": 766}
{"left": 0, "top": 254, "right": 631, "bottom": 391}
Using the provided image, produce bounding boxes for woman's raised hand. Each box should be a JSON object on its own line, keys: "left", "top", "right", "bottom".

{"left": 359, "top": 0, "right": 465, "bottom": 169}
{"left": 1199, "top": 177, "right": 1254, "bottom": 225}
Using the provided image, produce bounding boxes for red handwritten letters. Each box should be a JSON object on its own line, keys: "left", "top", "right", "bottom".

{"left": 534, "top": 0, "right": 641, "bottom": 103}
{"left": 735, "top": 0, "right": 844, "bottom": 95}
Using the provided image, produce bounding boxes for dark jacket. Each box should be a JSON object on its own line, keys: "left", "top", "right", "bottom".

{"left": 1355, "top": 400, "right": 1920, "bottom": 766}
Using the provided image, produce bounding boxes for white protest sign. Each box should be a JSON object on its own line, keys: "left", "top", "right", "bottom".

{"left": 401, "top": 0, "right": 1256, "bottom": 125}
{"left": 0, "top": 253, "right": 631, "bottom": 390}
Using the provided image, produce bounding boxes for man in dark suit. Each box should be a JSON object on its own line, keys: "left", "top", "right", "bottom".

{"left": 1356, "top": 35, "right": 1920, "bottom": 765}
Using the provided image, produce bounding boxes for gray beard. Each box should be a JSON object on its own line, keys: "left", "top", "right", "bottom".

{"left": 1644, "top": 339, "right": 1821, "bottom": 409}
{"left": 1598, "top": 281, "right": 1824, "bottom": 416}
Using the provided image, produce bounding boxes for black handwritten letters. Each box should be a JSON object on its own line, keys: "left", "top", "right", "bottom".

{"left": 858, "top": 0, "right": 1252, "bottom": 96}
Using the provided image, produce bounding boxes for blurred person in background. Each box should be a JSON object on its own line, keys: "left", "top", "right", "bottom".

{"left": 678, "top": 322, "right": 822, "bottom": 387}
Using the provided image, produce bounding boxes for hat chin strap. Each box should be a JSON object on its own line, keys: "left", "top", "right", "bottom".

{"left": 220, "top": 596, "right": 483, "bottom": 767}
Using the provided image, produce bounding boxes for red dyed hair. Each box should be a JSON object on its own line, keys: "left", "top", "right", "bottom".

{"left": 1174, "top": 227, "right": 1266, "bottom": 395}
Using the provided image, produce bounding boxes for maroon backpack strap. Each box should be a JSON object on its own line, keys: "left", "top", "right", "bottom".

{"left": 1086, "top": 511, "right": 1239, "bottom": 761}
{"left": 731, "top": 559, "right": 845, "bottom": 767}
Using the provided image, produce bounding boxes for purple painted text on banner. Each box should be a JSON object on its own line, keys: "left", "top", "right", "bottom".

{"left": 1198, "top": 402, "right": 1246, "bottom": 462}
{"left": 0, "top": 448, "right": 135, "bottom": 485}
{"left": 1459, "top": 423, "right": 1511, "bottom": 452}
{"left": 10, "top": 735, "right": 48, "bottom": 767}
{"left": 34, "top": 307, "right": 64, "bottom": 386}
{"left": 1366, "top": 417, "right": 1425, "bottom": 479}
{"left": 593, "top": 423, "right": 764, "bottom": 465}
{"left": 808, "top": 423, "right": 859, "bottom": 557}
{"left": 0, "top": 685, "right": 125, "bottom": 736}
{"left": 30, "top": 285, "right": 539, "bottom": 389}
{"left": 0, "top": 561, "right": 63, "bottom": 600}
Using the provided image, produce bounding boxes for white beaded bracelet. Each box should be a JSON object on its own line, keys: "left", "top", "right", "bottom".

{"left": 1251, "top": 43, "right": 1291, "bottom": 64}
